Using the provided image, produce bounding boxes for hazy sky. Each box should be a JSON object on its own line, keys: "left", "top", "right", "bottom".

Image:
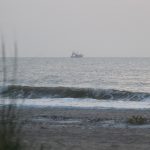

{"left": 0, "top": 0, "right": 150, "bottom": 57}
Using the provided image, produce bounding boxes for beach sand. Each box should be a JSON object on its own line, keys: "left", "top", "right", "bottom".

{"left": 18, "top": 107, "right": 150, "bottom": 150}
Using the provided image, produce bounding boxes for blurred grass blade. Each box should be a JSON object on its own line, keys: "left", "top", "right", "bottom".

{"left": 1, "top": 35, "right": 7, "bottom": 86}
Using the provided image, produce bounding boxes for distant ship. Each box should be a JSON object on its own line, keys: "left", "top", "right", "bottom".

{"left": 71, "top": 52, "right": 83, "bottom": 58}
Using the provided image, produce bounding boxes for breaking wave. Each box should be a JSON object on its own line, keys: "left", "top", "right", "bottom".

{"left": 1, "top": 85, "right": 150, "bottom": 101}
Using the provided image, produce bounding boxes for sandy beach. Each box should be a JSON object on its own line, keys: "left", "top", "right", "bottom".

{"left": 19, "top": 107, "right": 150, "bottom": 150}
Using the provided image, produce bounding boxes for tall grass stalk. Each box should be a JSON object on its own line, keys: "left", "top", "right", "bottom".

{"left": 0, "top": 36, "right": 46, "bottom": 150}
{"left": 0, "top": 36, "right": 23, "bottom": 150}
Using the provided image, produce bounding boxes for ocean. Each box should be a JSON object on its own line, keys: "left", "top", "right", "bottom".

{"left": 1, "top": 57, "right": 150, "bottom": 109}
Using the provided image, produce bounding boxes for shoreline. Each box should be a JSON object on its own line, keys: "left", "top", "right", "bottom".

{"left": 21, "top": 106, "right": 150, "bottom": 119}
{"left": 21, "top": 107, "right": 150, "bottom": 149}
{"left": 1, "top": 106, "right": 150, "bottom": 149}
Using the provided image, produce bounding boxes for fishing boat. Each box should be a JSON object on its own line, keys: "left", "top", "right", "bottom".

{"left": 71, "top": 52, "right": 83, "bottom": 58}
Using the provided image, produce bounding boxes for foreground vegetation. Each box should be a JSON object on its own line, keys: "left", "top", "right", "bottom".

{"left": 127, "top": 115, "right": 147, "bottom": 125}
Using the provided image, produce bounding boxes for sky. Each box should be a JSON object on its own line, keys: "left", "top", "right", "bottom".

{"left": 0, "top": 0, "right": 150, "bottom": 57}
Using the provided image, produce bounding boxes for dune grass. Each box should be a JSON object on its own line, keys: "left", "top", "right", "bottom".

{"left": 127, "top": 115, "right": 147, "bottom": 125}
{"left": 0, "top": 36, "right": 23, "bottom": 150}
{"left": 0, "top": 105, "right": 23, "bottom": 150}
{"left": 0, "top": 36, "right": 47, "bottom": 150}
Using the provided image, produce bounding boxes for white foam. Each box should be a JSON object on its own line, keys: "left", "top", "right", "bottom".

{"left": 1, "top": 98, "right": 150, "bottom": 109}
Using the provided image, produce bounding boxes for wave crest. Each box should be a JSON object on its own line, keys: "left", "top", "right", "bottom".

{"left": 1, "top": 85, "right": 150, "bottom": 101}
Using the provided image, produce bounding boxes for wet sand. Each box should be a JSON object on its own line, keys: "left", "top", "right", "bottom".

{"left": 19, "top": 107, "right": 150, "bottom": 150}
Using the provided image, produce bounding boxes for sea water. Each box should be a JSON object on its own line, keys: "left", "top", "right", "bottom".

{"left": 0, "top": 57, "right": 150, "bottom": 109}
